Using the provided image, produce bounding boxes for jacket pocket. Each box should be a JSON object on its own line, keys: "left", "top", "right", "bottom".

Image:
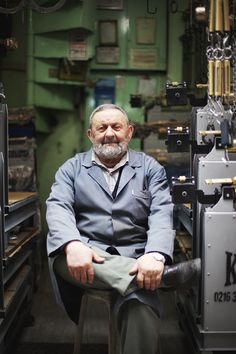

{"left": 129, "top": 189, "right": 151, "bottom": 226}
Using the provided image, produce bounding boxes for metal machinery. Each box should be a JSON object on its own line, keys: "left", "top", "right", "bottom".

{"left": 169, "top": 1, "right": 236, "bottom": 352}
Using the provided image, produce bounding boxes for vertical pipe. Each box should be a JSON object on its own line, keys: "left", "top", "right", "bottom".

{"left": 215, "top": 60, "right": 222, "bottom": 96}
{"left": 209, "top": 0, "right": 215, "bottom": 32}
{"left": 26, "top": 9, "right": 34, "bottom": 106}
{"left": 224, "top": 60, "right": 231, "bottom": 96}
{"left": 223, "top": 0, "right": 230, "bottom": 32}
{"left": 0, "top": 153, "right": 5, "bottom": 310}
{"left": 208, "top": 60, "right": 215, "bottom": 96}
{"left": 215, "top": 0, "right": 223, "bottom": 32}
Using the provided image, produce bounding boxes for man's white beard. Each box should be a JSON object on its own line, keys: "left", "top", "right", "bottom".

{"left": 93, "top": 141, "right": 128, "bottom": 161}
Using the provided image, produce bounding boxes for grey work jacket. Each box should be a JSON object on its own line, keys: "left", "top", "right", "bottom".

{"left": 46, "top": 148, "right": 175, "bottom": 309}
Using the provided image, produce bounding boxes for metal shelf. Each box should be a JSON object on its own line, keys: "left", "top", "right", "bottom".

{"left": 5, "top": 202, "right": 37, "bottom": 233}
{"left": 5, "top": 192, "right": 38, "bottom": 213}
{"left": 0, "top": 265, "right": 31, "bottom": 318}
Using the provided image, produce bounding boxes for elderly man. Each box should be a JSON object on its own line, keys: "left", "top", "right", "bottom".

{"left": 46, "top": 104, "right": 200, "bottom": 354}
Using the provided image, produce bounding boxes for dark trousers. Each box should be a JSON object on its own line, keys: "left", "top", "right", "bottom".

{"left": 53, "top": 250, "right": 161, "bottom": 354}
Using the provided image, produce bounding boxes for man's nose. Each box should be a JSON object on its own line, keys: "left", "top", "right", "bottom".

{"left": 105, "top": 126, "right": 115, "bottom": 138}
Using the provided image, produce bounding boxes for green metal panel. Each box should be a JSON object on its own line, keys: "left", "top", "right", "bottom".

{"left": 91, "top": 0, "right": 167, "bottom": 71}
{"left": 127, "top": 0, "right": 167, "bottom": 71}
{"left": 34, "top": 33, "right": 73, "bottom": 58}
{"left": 34, "top": 32, "right": 94, "bottom": 60}
{"left": 167, "top": 2, "right": 187, "bottom": 82}
{"left": 32, "top": 0, "right": 95, "bottom": 34}
{"left": 34, "top": 58, "right": 87, "bottom": 85}
{"left": 34, "top": 83, "right": 75, "bottom": 110}
{"left": 36, "top": 110, "right": 83, "bottom": 234}
{"left": 90, "top": 1, "right": 129, "bottom": 70}
{"left": 32, "top": 1, "right": 96, "bottom": 110}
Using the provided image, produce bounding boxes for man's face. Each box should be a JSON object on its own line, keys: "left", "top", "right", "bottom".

{"left": 87, "top": 108, "right": 134, "bottom": 162}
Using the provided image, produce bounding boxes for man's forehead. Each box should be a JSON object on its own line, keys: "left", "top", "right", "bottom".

{"left": 93, "top": 109, "right": 127, "bottom": 123}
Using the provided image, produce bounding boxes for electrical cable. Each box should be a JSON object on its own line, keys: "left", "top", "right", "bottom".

{"left": 0, "top": 0, "right": 26, "bottom": 14}
{"left": 29, "top": 0, "right": 66, "bottom": 14}
{"left": 0, "top": 0, "right": 66, "bottom": 14}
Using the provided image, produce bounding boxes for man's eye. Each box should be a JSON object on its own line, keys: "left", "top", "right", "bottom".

{"left": 98, "top": 127, "right": 106, "bottom": 132}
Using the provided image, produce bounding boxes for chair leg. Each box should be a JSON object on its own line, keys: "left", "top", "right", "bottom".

{"left": 107, "top": 302, "right": 119, "bottom": 354}
{"left": 109, "top": 314, "right": 117, "bottom": 354}
{"left": 73, "top": 294, "right": 88, "bottom": 354}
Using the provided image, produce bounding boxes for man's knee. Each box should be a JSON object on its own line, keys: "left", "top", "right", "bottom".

{"left": 118, "top": 299, "right": 160, "bottom": 330}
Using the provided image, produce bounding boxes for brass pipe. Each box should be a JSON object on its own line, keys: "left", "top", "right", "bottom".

{"left": 221, "top": 60, "right": 225, "bottom": 96}
{"left": 215, "top": 0, "right": 223, "bottom": 32}
{"left": 215, "top": 59, "right": 222, "bottom": 96}
{"left": 196, "top": 83, "right": 235, "bottom": 89}
{"left": 208, "top": 60, "right": 215, "bottom": 96}
{"left": 223, "top": 0, "right": 230, "bottom": 31}
{"left": 223, "top": 60, "right": 231, "bottom": 96}
{"left": 209, "top": 0, "right": 215, "bottom": 32}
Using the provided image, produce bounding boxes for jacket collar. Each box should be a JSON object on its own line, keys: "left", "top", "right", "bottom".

{"left": 81, "top": 148, "right": 142, "bottom": 198}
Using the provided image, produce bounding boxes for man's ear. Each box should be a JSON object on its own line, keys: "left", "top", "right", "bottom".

{"left": 127, "top": 124, "right": 134, "bottom": 140}
{"left": 87, "top": 128, "right": 93, "bottom": 143}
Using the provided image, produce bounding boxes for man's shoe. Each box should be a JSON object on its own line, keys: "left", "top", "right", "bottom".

{"left": 161, "top": 258, "right": 201, "bottom": 291}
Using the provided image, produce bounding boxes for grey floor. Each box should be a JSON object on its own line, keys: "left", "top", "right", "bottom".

{"left": 15, "top": 260, "right": 195, "bottom": 354}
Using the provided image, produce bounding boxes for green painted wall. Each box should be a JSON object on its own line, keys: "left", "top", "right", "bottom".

{"left": 0, "top": 0, "right": 188, "bottom": 237}
{"left": 36, "top": 110, "right": 83, "bottom": 230}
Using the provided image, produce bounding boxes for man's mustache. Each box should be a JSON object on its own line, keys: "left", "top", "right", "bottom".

{"left": 102, "top": 141, "right": 119, "bottom": 145}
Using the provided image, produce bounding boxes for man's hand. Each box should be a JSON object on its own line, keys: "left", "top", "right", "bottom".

{"left": 129, "top": 253, "right": 164, "bottom": 291}
{"left": 65, "top": 241, "right": 105, "bottom": 285}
